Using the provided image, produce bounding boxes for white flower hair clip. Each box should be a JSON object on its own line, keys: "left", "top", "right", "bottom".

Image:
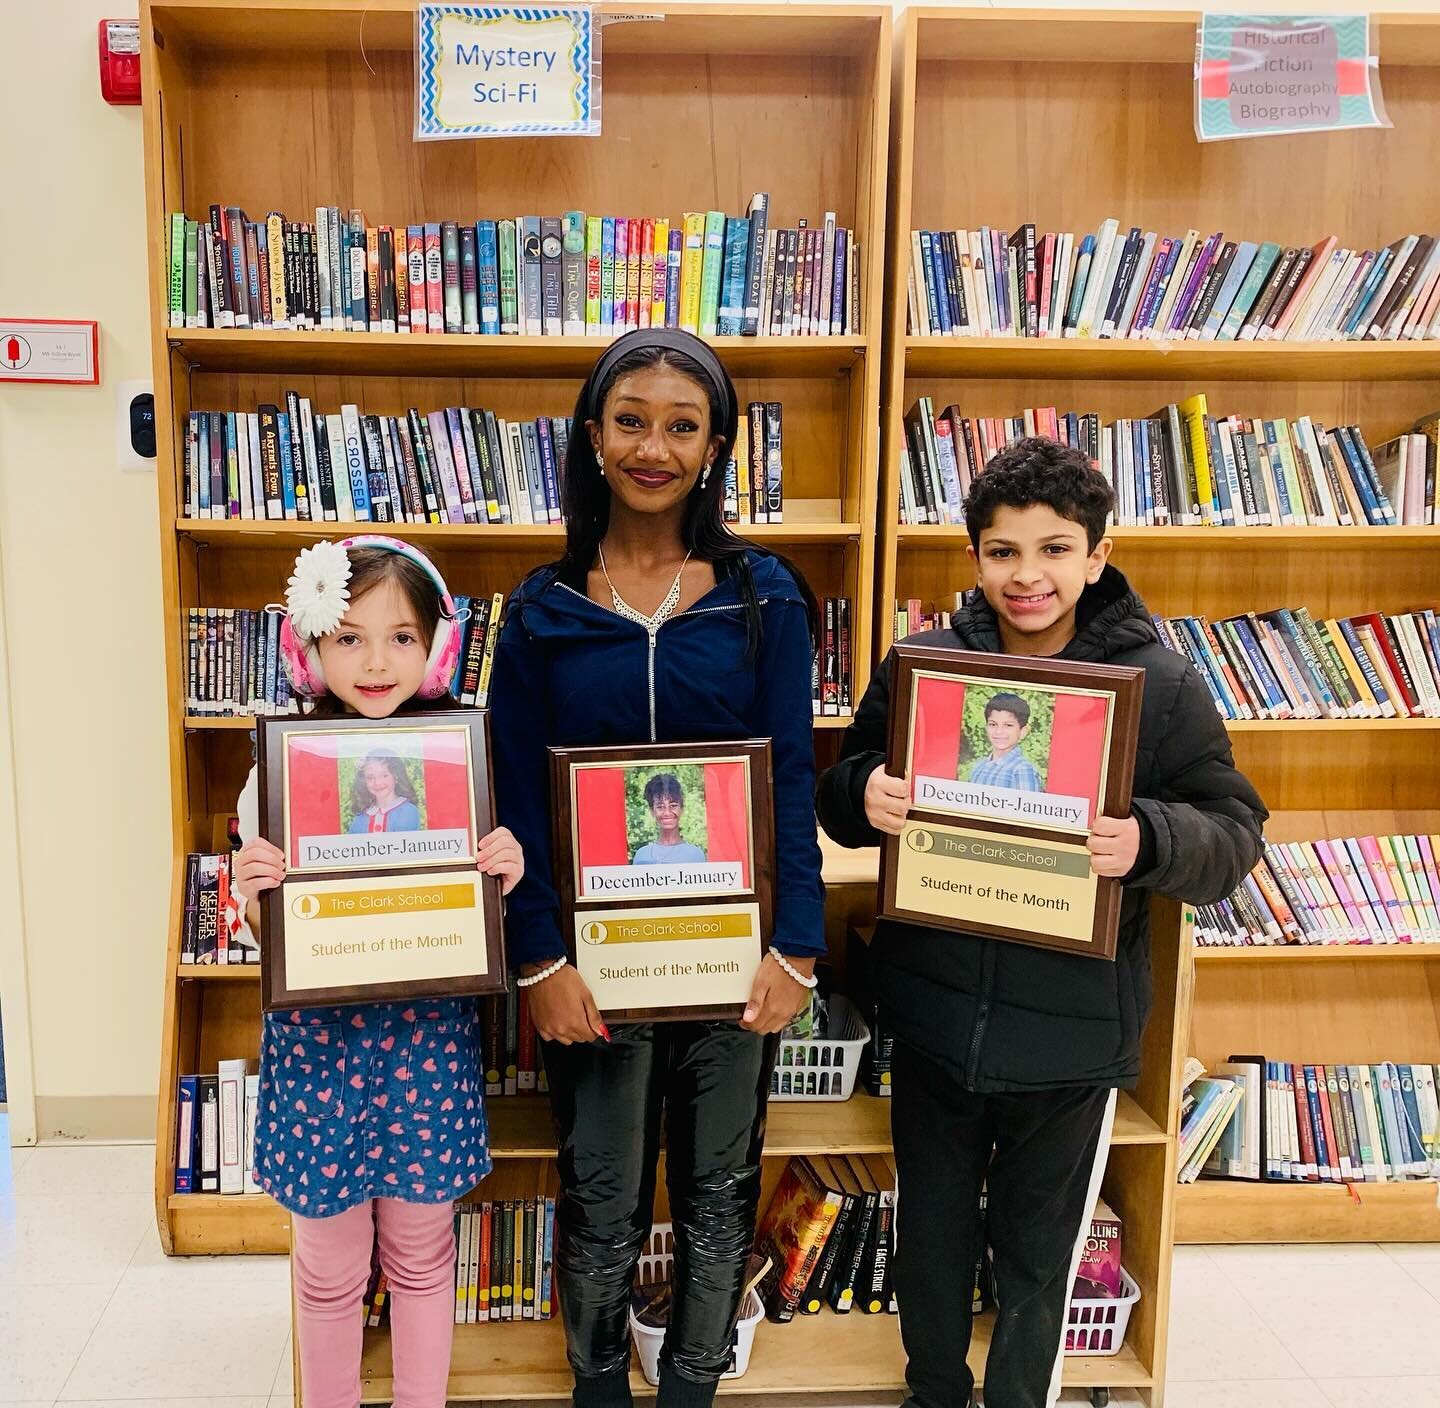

{"left": 285, "top": 540, "right": 352, "bottom": 639}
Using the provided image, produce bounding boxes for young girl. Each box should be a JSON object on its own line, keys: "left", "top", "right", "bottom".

{"left": 233, "top": 535, "right": 523, "bottom": 1408}
{"left": 349, "top": 751, "right": 423, "bottom": 833}
{"left": 490, "top": 328, "right": 826, "bottom": 1408}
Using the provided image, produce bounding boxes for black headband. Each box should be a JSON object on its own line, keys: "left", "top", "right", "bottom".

{"left": 583, "top": 327, "right": 736, "bottom": 426}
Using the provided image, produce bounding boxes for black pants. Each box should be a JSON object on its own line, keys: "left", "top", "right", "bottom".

{"left": 542, "top": 1022, "right": 776, "bottom": 1408}
{"left": 891, "top": 1039, "right": 1115, "bottom": 1408}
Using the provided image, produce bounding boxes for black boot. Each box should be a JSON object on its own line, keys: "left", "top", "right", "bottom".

{"left": 573, "top": 1363, "right": 633, "bottom": 1408}
{"left": 656, "top": 1360, "right": 719, "bottom": 1408}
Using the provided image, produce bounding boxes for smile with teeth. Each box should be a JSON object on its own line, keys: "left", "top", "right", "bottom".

{"left": 1006, "top": 591, "right": 1055, "bottom": 610}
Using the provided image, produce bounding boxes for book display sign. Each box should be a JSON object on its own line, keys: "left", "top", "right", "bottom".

{"left": 550, "top": 741, "right": 774, "bottom": 1021}
{"left": 416, "top": 4, "right": 602, "bottom": 140}
{"left": 1195, "top": 14, "right": 1389, "bottom": 142}
{"left": 881, "top": 647, "right": 1142, "bottom": 960}
{"left": 257, "top": 714, "right": 506, "bottom": 1009}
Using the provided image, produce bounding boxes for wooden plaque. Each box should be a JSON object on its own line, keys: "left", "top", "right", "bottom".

{"left": 881, "top": 646, "right": 1143, "bottom": 961}
{"left": 549, "top": 740, "right": 775, "bottom": 1023}
{"left": 258, "top": 711, "right": 507, "bottom": 1010}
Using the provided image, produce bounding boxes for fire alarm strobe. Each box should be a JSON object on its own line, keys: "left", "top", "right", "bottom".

{"left": 99, "top": 19, "right": 141, "bottom": 106}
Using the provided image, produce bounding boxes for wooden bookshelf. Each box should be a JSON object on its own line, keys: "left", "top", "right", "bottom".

{"left": 140, "top": 1, "right": 898, "bottom": 1403}
{"left": 882, "top": 11, "right": 1440, "bottom": 1269}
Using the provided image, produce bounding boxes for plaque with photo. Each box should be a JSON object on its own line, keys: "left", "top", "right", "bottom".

{"left": 549, "top": 740, "right": 775, "bottom": 1022}
{"left": 881, "top": 646, "right": 1143, "bottom": 960}
{"left": 257, "top": 713, "right": 507, "bottom": 1010}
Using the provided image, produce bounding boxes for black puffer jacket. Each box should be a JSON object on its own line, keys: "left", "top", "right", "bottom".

{"left": 817, "top": 566, "right": 1267, "bottom": 1092}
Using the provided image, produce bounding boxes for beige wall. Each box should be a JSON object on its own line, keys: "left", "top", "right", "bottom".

{"left": 0, "top": 1, "right": 169, "bottom": 1140}
{"left": 0, "top": 0, "right": 1432, "bottom": 1141}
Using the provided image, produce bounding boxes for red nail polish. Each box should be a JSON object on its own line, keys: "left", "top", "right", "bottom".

{"left": 598, "top": 1023, "right": 612, "bottom": 1043}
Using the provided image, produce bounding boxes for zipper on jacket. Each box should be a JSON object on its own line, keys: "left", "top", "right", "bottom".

{"left": 553, "top": 583, "right": 762, "bottom": 743}
{"left": 962, "top": 939, "right": 998, "bottom": 1089}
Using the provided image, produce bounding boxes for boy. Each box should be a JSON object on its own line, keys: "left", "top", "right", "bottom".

{"left": 967, "top": 692, "right": 1043, "bottom": 792}
{"left": 817, "top": 439, "right": 1265, "bottom": 1408}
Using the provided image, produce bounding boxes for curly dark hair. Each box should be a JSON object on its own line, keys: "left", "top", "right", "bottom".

{"left": 964, "top": 437, "right": 1115, "bottom": 552}
{"left": 642, "top": 772, "right": 685, "bottom": 810}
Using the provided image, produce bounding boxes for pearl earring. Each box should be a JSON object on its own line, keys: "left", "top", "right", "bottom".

{"left": 701, "top": 464, "right": 711, "bottom": 488}
{"left": 596, "top": 453, "right": 605, "bottom": 475}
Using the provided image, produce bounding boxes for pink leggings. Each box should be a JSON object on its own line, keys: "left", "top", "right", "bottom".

{"left": 291, "top": 1198, "right": 456, "bottom": 1408}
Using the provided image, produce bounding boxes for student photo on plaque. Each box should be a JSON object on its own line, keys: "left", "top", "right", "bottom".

{"left": 630, "top": 770, "right": 708, "bottom": 865}
{"left": 345, "top": 750, "right": 424, "bottom": 834}
{"left": 961, "top": 689, "right": 1051, "bottom": 793}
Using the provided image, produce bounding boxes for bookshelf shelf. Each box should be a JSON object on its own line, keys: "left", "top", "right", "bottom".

{"left": 482, "top": 1091, "right": 1159, "bottom": 1158}
{"left": 358, "top": 1295, "right": 1153, "bottom": 1403}
{"left": 176, "top": 518, "right": 866, "bottom": 547}
{"left": 897, "top": 524, "right": 1440, "bottom": 550}
{"left": 183, "top": 712, "right": 855, "bottom": 732}
{"left": 174, "top": 964, "right": 260, "bottom": 980}
{"left": 1194, "top": 945, "right": 1440, "bottom": 963}
{"left": 1226, "top": 718, "right": 1440, "bottom": 733}
{"left": 905, "top": 9, "right": 1440, "bottom": 66}
{"left": 1175, "top": 1177, "right": 1440, "bottom": 1244}
{"left": 903, "top": 335, "right": 1440, "bottom": 383}
{"left": 166, "top": 1191, "right": 290, "bottom": 1255}
{"left": 169, "top": 328, "right": 868, "bottom": 380}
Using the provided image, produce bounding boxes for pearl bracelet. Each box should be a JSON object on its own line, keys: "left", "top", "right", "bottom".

{"left": 516, "top": 955, "right": 568, "bottom": 988}
{"left": 769, "top": 946, "right": 819, "bottom": 989}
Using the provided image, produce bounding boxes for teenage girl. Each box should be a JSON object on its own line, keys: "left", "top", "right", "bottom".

{"left": 233, "top": 535, "right": 523, "bottom": 1408}
{"left": 490, "top": 329, "right": 826, "bottom": 1408}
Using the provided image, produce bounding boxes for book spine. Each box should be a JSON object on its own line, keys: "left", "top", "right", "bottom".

{"left": 458, "top": 224, "right": 479, "bottom": 334}
{"left": 561, "top": 211, "right": 586, "bottom": 335}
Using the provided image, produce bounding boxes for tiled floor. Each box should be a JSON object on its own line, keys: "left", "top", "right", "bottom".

{"left": 2, "top": 1118, "right": 1438, "bottom": 1407}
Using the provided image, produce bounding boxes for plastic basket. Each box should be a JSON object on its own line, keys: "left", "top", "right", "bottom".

{"left": 769, "top": 994, "right": 870, "bottom": 1101}
{"left": 629, "top": 1223, "right": 763, "bottom": 1385}
{"left": 1065, "top": 1267, "right": 1141, "bottom": 1356}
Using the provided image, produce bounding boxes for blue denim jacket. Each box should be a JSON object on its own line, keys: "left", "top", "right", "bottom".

{"left": 490, "top": 549, "right": 825, "bottom": 967}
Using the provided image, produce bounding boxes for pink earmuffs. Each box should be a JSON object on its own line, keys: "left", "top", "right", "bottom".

{"left": 277, "top": 535, "right": 463, "bottom": 700}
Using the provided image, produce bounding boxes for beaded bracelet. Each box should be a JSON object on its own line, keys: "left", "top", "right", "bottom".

{"left": 769, "top": 946, "right": 819, "bottom": 989}
{"left": 516, "top": 955, "right": 568, "bottom": 988}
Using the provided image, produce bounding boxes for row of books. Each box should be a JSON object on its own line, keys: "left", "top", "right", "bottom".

{"left": 183, "top": 401, "right": 571, "bottom": 527}
{"left": 173, "top": 1061, "right": 260, "bottom": 1195}
{"left": 185, "top": 608, "right": 298, "bottom": 719}
{"left": 183, "top": 398, "right": 799, "bottom": 529}
{"left": 180, "top": 852, "right": 257, "bottom": 964}
{"left": 183, "top": 595, "right": 847, "bottom": 720}
{"left": 893, "top": 594, "right": 965, "bottom": 640}
{"left": 184, "top": 595, "right": 504, "bottom": 718}
{"left": 1185, "top": 1058, "right": 1439, "bottom": 1185}
{"left": 814, "top": 597, "right": 854, "bottom": 718}
{"left": 478, "top": 988, "right": 548, "bottom": 1097}
{"left": 166, "top": 199, "right": 861, "bottom": 340}
{"left": 451, "top": 1169, "right": 557, "bottom": 1325}
{"left": 1154, "top": 605, "right": 1440, "bottom": 721}
{"left": 754, "top": 1154, "right": 897, "bottom": 1322}
{"left": 899, "top": 395, "right": 1436, "bottom": 528}
{"left": 1196, "top": 833, "right": 1440, "bottom": 949}
{"left": 908, "top": 222, "right": 1440, "bottom": 344}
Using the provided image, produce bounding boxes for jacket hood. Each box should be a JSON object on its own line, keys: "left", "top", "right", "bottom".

{"left": 948, "top": 564, "right": 1157, "bottom": 663}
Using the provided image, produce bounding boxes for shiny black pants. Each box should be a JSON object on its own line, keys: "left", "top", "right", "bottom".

{"left": 542, "top": 1022, "right": 777, "bottom": 1408}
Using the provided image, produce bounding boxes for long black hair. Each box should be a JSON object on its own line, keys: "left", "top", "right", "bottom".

{"left": 553, "top": 332, "right": 817, "bottom": 656}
